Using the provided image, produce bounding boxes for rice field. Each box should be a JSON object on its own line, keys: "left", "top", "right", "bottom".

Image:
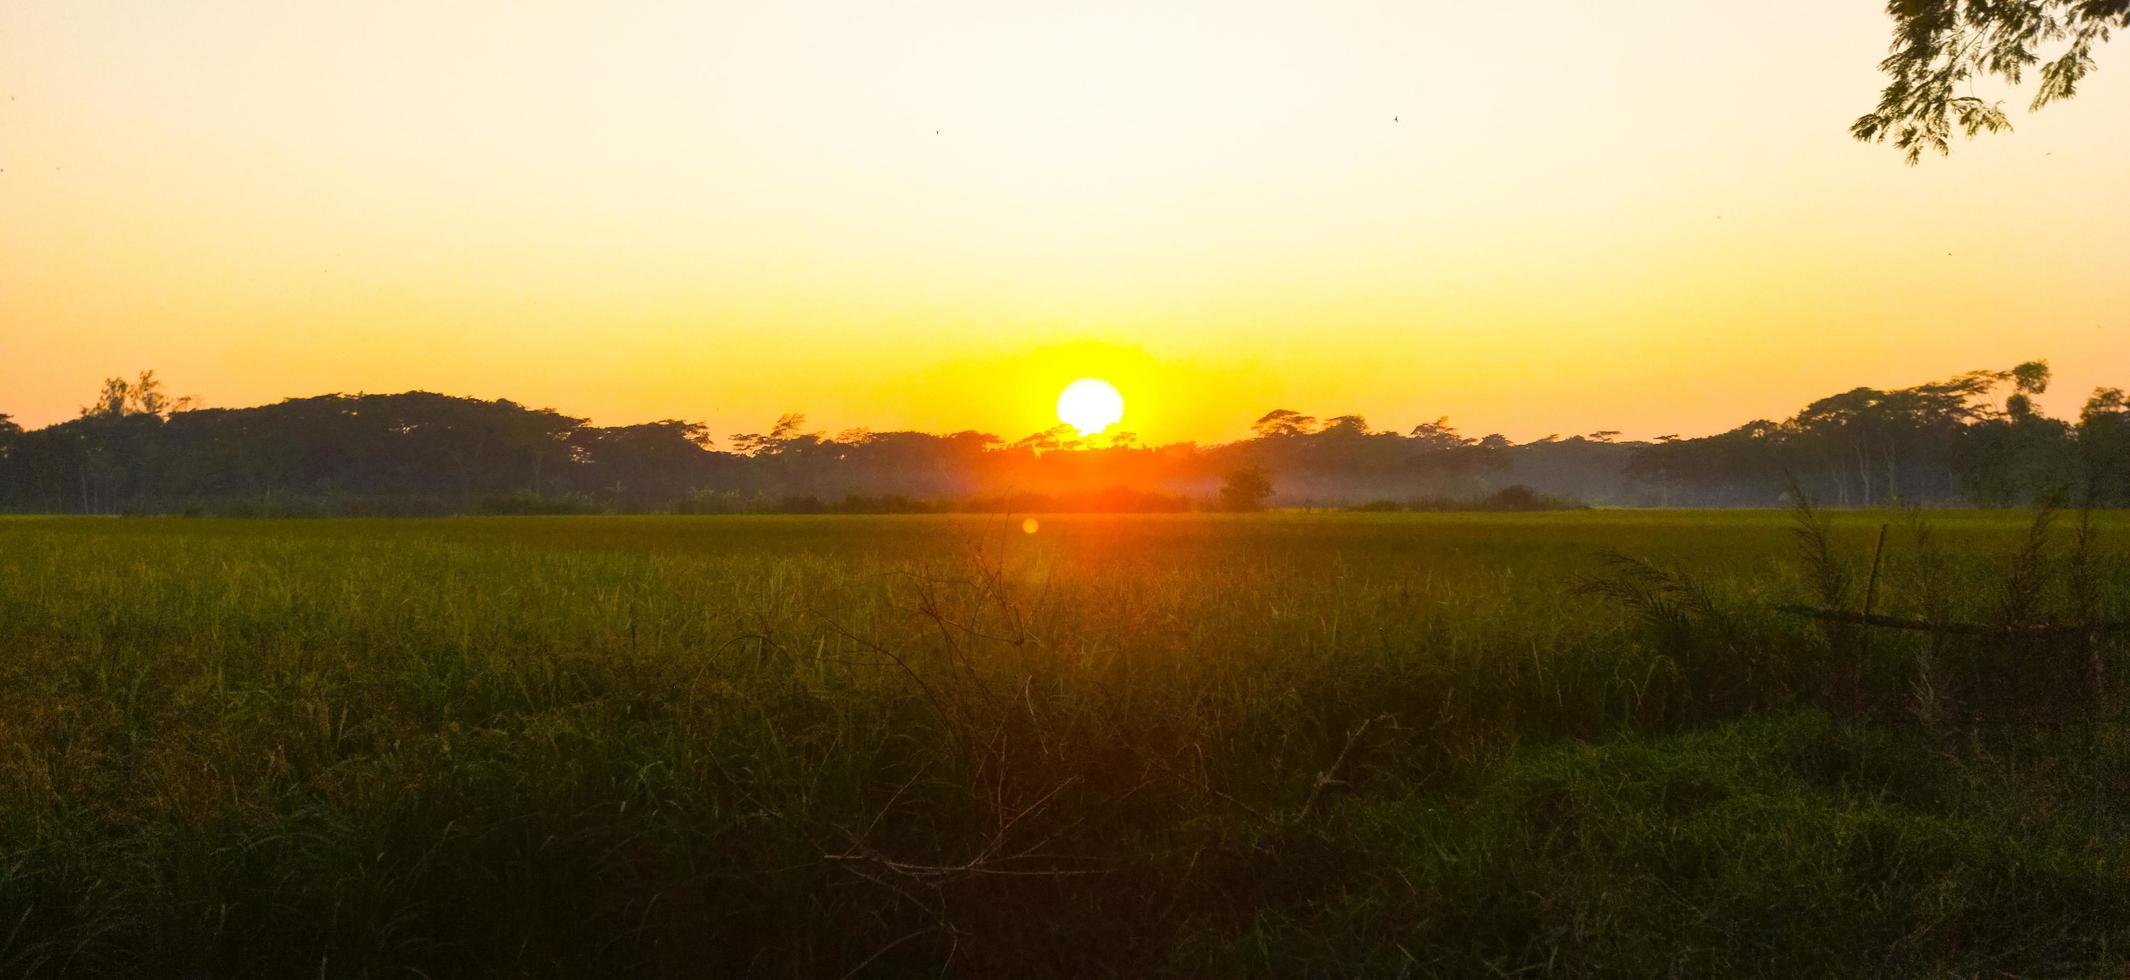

{"left": 2, "top": 511, "right": 2126, "bottom": 977}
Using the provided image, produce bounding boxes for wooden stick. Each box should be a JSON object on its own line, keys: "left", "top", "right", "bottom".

{"left": 1860, "top": 522, "right": 1889, "bottom": 659}
{"left": 1296, "top": 714, "right": 1392, "bottom": 820}
{"left": 1774, "top": 605, "right": 2130, "bottom": 639}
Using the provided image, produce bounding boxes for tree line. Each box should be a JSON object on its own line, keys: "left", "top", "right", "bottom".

{"left": 1632, "top": 361, "right": 2129, "bottom": 508}
{"left": 0, "top": 361, "right": 2123, "bottom": 515}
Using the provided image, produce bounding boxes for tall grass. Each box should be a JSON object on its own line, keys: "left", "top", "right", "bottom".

{"left": 0, "top": 512, "right": 2125, "bottom": 977}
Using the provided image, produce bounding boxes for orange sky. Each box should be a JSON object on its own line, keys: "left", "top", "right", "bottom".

{"left": 3, "top": 1, "right": 2127, "bottom": 445}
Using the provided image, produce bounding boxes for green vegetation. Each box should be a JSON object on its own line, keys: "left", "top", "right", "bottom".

{"left": 3, "top": 511, "right": 2127, "bottom": 977}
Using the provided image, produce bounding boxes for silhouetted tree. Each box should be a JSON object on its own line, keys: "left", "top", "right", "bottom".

{"left": 0, "top": 413, "right": 17, "bottom": 477}
{"left": 1629, "top": 420, "right": 1787, "bottom": 506}
{"left": 729, "top": 413, "right": 807, "bottom": 456}
{"left": 1009, "top": 425, "right": 1081, "bottom": 454}
{"left": 1219, "top": 466, "right": 1274, "bottom": 512}
{"left": 1319, "top": 415, "right": 1370, "bottom": 436}
{"left": 1620, "top": 360, "right": 2094, "bottom": 507}
{"left": 83, "top": 370, "right": 195, "bottom": 419}
{"left": 2077, "top": 387, "right": 2130, "bottom": 505}
{"left": 1407, "top": 418, "right": 1472, "bottom": 452}
{"left": 1856, "top": 0, "right": 2128, "bottom": 161}
{"left": 1251, "top": 409, "right": 1318, "bottom": 438}
{"left": 570, "top": 420, "right": 725, "bottom": 504}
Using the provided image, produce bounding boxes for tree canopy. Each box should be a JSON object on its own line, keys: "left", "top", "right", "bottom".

{"left": 1856, "top": 0, "right": 2129, "bottom": 161}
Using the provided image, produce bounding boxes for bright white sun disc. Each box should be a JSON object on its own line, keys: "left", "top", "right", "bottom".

{"left": 1056, "top": 378, "right": 1124, "bottom": 436}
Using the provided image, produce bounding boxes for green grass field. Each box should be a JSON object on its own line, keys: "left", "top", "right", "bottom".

{"left": 3, "top": 512, "right": 2127, "bottom": 977}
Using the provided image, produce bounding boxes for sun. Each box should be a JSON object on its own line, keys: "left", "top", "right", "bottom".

{"left": 1056, "top": 378, "right": 1125, "bottom": 436}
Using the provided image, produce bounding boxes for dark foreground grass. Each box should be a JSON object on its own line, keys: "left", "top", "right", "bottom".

{"left": 1, "top": 512, "right": 2126, "bottom": 977}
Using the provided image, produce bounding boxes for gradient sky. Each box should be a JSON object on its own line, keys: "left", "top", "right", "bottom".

{"left": 4, "top": 1, "right": 2127, "bottom": 445}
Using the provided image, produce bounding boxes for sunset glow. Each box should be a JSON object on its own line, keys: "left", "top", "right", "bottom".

{"left": 8, "top": 3, "right": 2130, "bottom": 968}
{"left": 2, "top": 2, "right": 2127, "bottom": 442}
